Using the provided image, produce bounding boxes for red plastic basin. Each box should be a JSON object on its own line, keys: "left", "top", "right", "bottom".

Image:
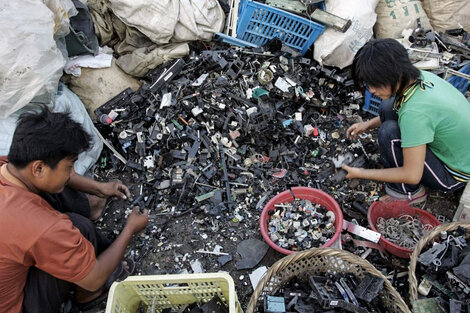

{"left": 260, "top": 187, "right": 343, "bottom": 255}
{"left": 368, "top": 200, "right": 441, "bottom": 259}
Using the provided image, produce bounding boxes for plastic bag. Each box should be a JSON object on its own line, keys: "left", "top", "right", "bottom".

{"left": 0, "top": 0, "right": 65, "bottom": 119}
{"left": 0, "top": 84, "right": 102, "bottom": 175}
{"left": 44, "top": 0, "right": 77, "bottom": 37}
{"left": 313, "top": 0, "right": 379, "bottom": 69}
{"left": 54, "top": 84, "right": 103, "bottom": 175}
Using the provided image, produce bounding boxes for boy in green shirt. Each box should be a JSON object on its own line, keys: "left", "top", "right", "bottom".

{"left": 344, "top": 38, "right": 470, "bottom": 202}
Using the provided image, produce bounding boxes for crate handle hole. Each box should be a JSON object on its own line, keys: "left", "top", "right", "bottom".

{"left": 163, "top": 283, "right": 190, "bottom": 288}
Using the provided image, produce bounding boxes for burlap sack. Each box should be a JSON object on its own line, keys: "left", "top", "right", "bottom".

{"left": 422, "top": 0, "right": 470, "bottom": 32}
{"left": 63, "top": 58, "right": 141, "bottom": 119}
{"left": 374, "top": 0, "right": 432, "bottom": 39}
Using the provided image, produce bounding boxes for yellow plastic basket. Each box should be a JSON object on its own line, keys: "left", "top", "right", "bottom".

{"left": 105, "top": 272, "right": 243, "bottom": 313}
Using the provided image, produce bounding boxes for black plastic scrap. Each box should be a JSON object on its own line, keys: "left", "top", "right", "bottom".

{"left": 236, "top": 238, "right": 269, "bottom": 270}
{"left": 94, "top": 41, "right": 376, "bottom": 219}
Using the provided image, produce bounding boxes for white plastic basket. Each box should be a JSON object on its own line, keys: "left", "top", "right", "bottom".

{"left": 105, "top": 272, "right": 243, "bottom": 313}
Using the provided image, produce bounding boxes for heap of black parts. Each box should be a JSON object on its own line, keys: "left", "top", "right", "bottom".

{"left": 94, "top": 42, "right": 375, "bottom": 219}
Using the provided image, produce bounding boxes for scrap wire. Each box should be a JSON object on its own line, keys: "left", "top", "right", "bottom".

{"left": 376, "top": 214, "right": 433, "bottom": 250}
{"left": 357, "top": 139, "right": 370, "bottom": 161}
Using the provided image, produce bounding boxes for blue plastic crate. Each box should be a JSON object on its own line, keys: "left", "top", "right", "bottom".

{"left": 236, "top": 0, "right": 326, "bottom": 56}
{"left": 363, "top": 90, "right": 382, "bottom": 116}
{"left": 214, "top": 32, "right": 259, "bottom": 48}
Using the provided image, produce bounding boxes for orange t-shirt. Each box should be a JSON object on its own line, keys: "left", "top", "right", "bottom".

{"left": 0, "top": 158, "right": 96, "bottom": 313}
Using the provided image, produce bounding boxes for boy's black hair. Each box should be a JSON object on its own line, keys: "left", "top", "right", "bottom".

{"left": 352, "top": 38, "right": 420, "bottom": 96}
{"left": 8, "top": 106, "right": 92, "bottom": 169}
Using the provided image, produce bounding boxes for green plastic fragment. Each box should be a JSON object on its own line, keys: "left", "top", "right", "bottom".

{"left": 252, "top": 88, "right": 269, "bottom": 100}
{"left": 412, "top": 298, "right": 445, "bottom": 313}
{"left": 423, "top": 274, "right": 458, "bottom": 299}
{"left": 195, "top": 191, "right": 215, "bottom": 202}
{"left": 100, "top": 156, "right": 107, "bottom": 168}
{"left": 171, "top": 119, "right": 184, "bottom": 130}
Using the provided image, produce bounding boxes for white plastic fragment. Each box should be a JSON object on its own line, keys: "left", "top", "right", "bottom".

{"left": 274, "top": 77, "right": 291, "bottom": 92}
{"left": 191, "top": 73, "right": 209, "bottom": 86}
{"left": 191, "top": 106, "right": 203, "bottom": 117}
{"left": 190, "top": 259, "right": 204, "bottom": 273}
{"left": 160, "top": 92, "right": 172, "bottom": 109}
{"left": 326, "top": 211, "right": 336, "bottom": 223}
{"left": 249, "top": 266, "right": 268, "bottom": 289}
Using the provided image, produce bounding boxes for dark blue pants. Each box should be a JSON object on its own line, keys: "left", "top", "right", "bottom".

{"left": 377, "top": 99, "right": 464, "bottom": 195}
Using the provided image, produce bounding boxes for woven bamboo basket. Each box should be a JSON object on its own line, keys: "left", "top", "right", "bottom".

{"left": 408, "top": 221, "right": 470, "bottom": 302}
{"left": 246, "top": 248, "right": 411, "bottom": 313}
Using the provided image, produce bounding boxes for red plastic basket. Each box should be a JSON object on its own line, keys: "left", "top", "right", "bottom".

{"left": 367, "top": 201, "right": 441, "bottom": 259}
{"left": 260, "top": 187, "right": 343, "bottom": 255}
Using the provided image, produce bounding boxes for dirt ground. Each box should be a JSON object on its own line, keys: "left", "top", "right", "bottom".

{"left": 91, "top": 166, "right": 462, "bottom": 311}
{"left": 85, "top": 46, "right": 465, "bottom": 310}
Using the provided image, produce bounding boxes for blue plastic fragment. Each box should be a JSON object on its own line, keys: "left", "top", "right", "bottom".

{"left": 264, "top": 295, "right": 286, "bottom": 313}
{"left": 447, "top": 64, "right": 470, "bottom": 94}
{"left": 282, "top": 119, "right": 293, "bottom": 128}
{"left": 214, "top": 32, "right": 259, "bottom": 49}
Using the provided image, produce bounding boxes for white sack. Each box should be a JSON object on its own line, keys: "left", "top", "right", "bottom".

{"left": 0, "top": 109, "right": 24, "bottom": 157}
{"left": 313, "top": 0, "right": 379, "bottom": 69}
{"left": 173, "top": 0, "right": 225, "bottom": 42}
{"left": 0, "top": 1, "right": 65, "bottom": 119}
{"left": 109, "top": 0, "right": 224, "bottom": 45}
{"left": 109, "top": 0, "right": 179, "bottom": 44}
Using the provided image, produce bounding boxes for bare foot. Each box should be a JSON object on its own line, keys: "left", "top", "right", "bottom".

{"left": 379, "top": 188, "right": 427, "bottom": 204}
{"left": 87, "top": 194, "right": 107, "bottom": 221}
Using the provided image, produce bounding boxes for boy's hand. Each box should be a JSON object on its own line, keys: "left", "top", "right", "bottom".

{"left": 342, "top": 164, "right": 364, "bottom": 179}
{"left": 96, "top": 180, "right": 131, "bottom": 200}
{"left": 346, "top": 122, "right": 368, "bottom": 140}
{"left": 125, "top": 207, "right": 149, "bottom": 234}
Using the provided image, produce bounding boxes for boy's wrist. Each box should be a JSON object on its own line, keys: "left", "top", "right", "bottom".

{"left": 121, "top": 226, "right": 135, "bottom": 237}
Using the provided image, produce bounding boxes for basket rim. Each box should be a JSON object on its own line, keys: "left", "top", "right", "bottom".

{"left": 246, "top": 247, "right": 411, "bottom": 313}
{"left": 408, "top": 221, "right": 470, "bottom": 302}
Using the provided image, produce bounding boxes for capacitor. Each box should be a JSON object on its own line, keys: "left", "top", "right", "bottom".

{"left": 99, "top": 114, "right": 113, "bottom": 125}
{"left": 440, "top": 231, "right": 448, "bottom": 240}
